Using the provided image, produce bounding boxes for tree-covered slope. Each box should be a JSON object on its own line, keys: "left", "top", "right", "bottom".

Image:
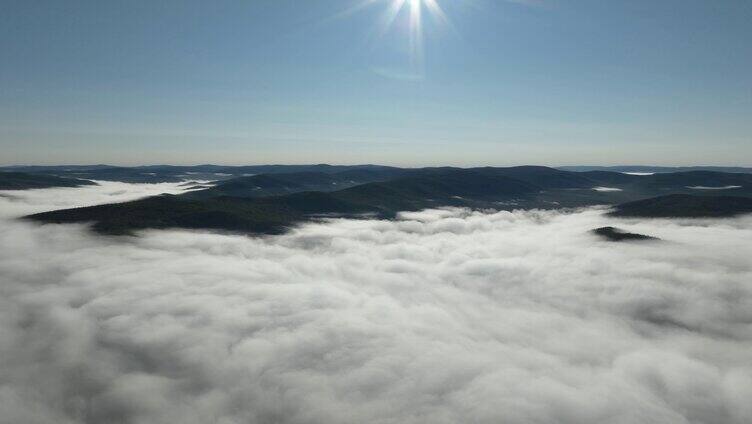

{"left": 22, "top": 167, "right": 752, "bottom": 235}
{"left": 184, "top": 170, "right": 402, "bottom": 199}
{"left": 1, "top": 164, "right": 407, "bottom": 184}
{"left": 25, "top": 169, "right": 539, "bottom": 234}
{"left": 26, "top": 195, "right": 301, "bottom": 235}
{"left": 610, "top": 194, "right": 752, "bottom": 218}
{"left": 591, "top": 226, "right": 658, "bottom": 241}
{"left": 0, "top": 171, "right": 96, "bottom": 190}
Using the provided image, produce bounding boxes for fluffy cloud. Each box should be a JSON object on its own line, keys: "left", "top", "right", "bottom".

{"left": 0, "top": 180, "right": 200, "bottom": 218}
{"left": 1, "top": 184, "right": 751, "bottom": 424}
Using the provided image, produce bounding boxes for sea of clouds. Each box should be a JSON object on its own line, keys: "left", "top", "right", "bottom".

{"left": 1, "top": 182, "right": 751, "bottom": 424}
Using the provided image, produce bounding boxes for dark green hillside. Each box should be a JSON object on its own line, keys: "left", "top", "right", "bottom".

{"left": 25, "top": 169, "right": 540, "bottom": 234}
{"left": 547, "top": 170, "right": 752, "bottom": 203}
{"left": 1, "top": 164, "right": 407, "bottom": 184}
{"left": 592, "top": 227, "right": 658, "bottom": 242}
{"left": 332, "top": 169, "right": 540, "bottom": 211}
{"left": 25, "top": 191, "right": 384, "bottom": 236}
{"left": 330, "top": 168, "right": 402, "bottom": 181}
{"left": 580, "top": 171, "right": 642, "bottom": 185}
{"left": 41, "top": 166, "right": 187, "bottom": 183}
{"left": 6, "top": 163, "right": 751, "bottom": 192}
{"left": 26, "top": 195, "right": 301, "bottom": 235}
{"left": 185, "top": 170, "right": 399, "bottom": 199}
{"left": 0, "top": 172, "right": 96, "bottom": 190}
{"left": 256, "top": 191, "right": 380, "bottom": 216}
{"left": 478, "top": 166, "right": 595, "bottom": 189}
{"left": 23, "top": 167, "right": 752, "bottom": 236}
{"left": 610, "top": 194, "right": 752, "bottom": 218}
{"left": 560, "top": 165, "right": 752, "bottom": 174}
{"left": 187, "top": 174, "right": 308, "bottom": 198}
{"left": 637, "top": 171, "right": 752, "bottom": 189}
{"left": 188, "top": 167, "right": 541, "bottom": 208}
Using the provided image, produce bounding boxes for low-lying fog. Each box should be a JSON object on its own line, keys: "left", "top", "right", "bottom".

{"left": 1, "top": 183, "right": 751, "bottom": 424}
{"left": 0, "top": 180, "right": 200, "bottom": 218}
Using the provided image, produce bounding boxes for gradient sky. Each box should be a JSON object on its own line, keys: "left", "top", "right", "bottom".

{"left": 1, "top": 0, "right": 750, "bottom": 166}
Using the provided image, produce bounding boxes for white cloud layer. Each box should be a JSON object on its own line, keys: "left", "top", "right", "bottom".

{"left": 593, "top": 186, "right": 623, "bottom": 192}
{"left": 1, "top": 184, "right": 752, "bottom": 424}
{"left": 0, "top": 180, "right": 200, "bottom": 218}
{"left": 687, "top": 186, "right": 742, "bottom": 190}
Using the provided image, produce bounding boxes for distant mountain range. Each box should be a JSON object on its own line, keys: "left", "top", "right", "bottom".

{"left": 3, "top": 164, "right": 751, "bottom": 184}
{"left": 17, "top": 165, "right": 752, "bottom": 235}
{"left": 0, "top": 171, "right": 96, "bottom": 190}
{"left": 559, "top": 165, "right": 752, "bottom": 174}
{"left": 609, "top": 194, "right": 752, "bottom": 218}
{"left": 0, "top": 164, "right": 405, "bottom": 183}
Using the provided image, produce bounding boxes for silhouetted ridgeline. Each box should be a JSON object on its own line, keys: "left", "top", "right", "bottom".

{"left": 592, "top": 227, "right": 659, "bottom": 242}
{"left": 0, "top": 164, "right": 406, "bottom": 184}
{"left": 22, "top": 166, "right": 752, "bottom": 235}
{"left": 560, "top": 165, "right": 752, "bottom": 174}
{"left": 0, "top": 171, "right": 95, "bottom": 190}
{"left": 6, "top": 163, "right": 752, "bottom": 184}
{"left": 609, "top": 194, "right": 752, "bottom": 218}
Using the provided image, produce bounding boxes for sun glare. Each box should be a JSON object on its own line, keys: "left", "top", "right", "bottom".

{"left": 383, "top": 0, "right": 451, "bottom": 68}
{"left": 339, "top": 0, "right": 452, "bottom": 70}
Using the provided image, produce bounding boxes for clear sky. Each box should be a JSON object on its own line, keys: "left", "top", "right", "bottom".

{"left": 1, "top": 0, "right": 750, "bottom": 166}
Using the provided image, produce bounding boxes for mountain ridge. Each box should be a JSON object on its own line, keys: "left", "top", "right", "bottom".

{"left": 0, "top": 171, "right": 96, "bottom": 190}
{"left": 23, "top": 166, "right": 752, "bottom": 235}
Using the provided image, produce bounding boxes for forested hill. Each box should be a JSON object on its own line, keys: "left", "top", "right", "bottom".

{"left": 0, "top": 171, "right": 95, "bottom": 190}
{"left": 24, "top": 166, "right": 752, "bottom": 235}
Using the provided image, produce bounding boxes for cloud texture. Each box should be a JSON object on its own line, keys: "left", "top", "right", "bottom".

{"left": 1, "top": 184, "right": 752, "bottom": 424}
{"left": 0, "top": 180, "right": 198, "bottom": 218}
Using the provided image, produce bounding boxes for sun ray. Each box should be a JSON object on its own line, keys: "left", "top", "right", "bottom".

{"left": 409, "top": 0, "right": 424, "bottom": 68}
{"left": 330, "top": 0, "right": 455, "bottom": 77}
{"left": 423, "top": 0, "right": 450, "bottom": 27}
{"left": 329, "top": 0, "right": 381, "bottom": 21}
{"left": 377, "top": 0, "right": 408, "bottom": 38}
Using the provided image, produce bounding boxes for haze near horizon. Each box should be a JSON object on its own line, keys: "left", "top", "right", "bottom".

{"left": 2, "top": 0, "right": 751, "bottom": 166}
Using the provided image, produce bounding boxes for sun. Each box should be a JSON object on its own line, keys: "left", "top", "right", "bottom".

{"left": 338, "top": 0, "right": 452, "bottom": 69}
{"left": 379, "top": 0, "right": 450, "bottom": 37}
{"left": 381, "top": 0, "right": 450, "bottom": 65}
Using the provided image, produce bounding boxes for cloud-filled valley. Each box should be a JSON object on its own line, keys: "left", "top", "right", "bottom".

{"left": 1, "top": 183, "right": 752, "bottom": 424}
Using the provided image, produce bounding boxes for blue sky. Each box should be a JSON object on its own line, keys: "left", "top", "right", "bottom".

{"left": 1, "top": 0, "right": 750, "bottom": 166}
